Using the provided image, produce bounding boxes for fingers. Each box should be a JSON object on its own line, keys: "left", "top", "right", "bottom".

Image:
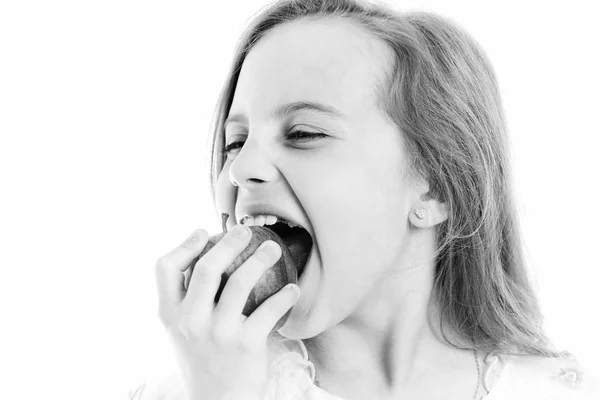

{"left": 242, "top": 284, "right": 300, "bottom": 345}
{"left": 212, "top": 240, "right": 282, "bottom": 327}
{"left": 155, "top": 229, "right": 209, "bottom": 307}
{"left": 155, "top": 226, "right": 300, "bottom": 361}
{"left": 183, "top": 225, "right": 252, "bottom": 311}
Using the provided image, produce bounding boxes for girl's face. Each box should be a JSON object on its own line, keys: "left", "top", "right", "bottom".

{"left": 215, "top": 19, "right": 420, "bottom": 338}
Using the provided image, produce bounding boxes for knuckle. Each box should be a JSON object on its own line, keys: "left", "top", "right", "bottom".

{"left": 224, "top": 228, "right": 249, "bottom": 246}
{"left": 225, "top": 273, "right": 247, "bottom": 292}
{"left": 222, "top": 235, "right": 239, "bottom": 248}
{"left": 237, "top": 335, "right": 259, "bottom": 352}
{"left": 177, "top": 313, "right": 202, "bottom": 339}
{"left": 157, "top": 304, "right": 172, "bottom": 327}
{"left": 191, "top": 262, "right": 218, "bottom": 282}
{"left": 181, "top": 229, "right": 208, "bottom": 250}
{"left": 155, "top": 256, "right": 173, "bottom": 271}
{"left": 210, "top": 325, "right": 234, "bottom": 347}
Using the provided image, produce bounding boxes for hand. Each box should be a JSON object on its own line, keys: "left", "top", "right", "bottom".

{"left": 155, "top": 225, "right": 301, "bottom": 400}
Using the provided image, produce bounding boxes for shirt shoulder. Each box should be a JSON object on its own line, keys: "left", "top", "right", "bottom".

{"left": 486, "top": 352, "right": 600, "bottom": 400}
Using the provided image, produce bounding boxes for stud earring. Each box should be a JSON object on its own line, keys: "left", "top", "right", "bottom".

{"left": 415, "top": 207, "right": 427, "bottom": 219}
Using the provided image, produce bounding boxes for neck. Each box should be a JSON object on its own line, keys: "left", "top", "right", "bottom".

{"left": 302, "top": 231, "right": 475, "bottom": 398}
{"left": 303, "top": 263, "right": 438, "bottom": 382}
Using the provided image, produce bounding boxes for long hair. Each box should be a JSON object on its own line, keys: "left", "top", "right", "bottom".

{"left": 206, "top": 0, "right": 565, "bottom": 357}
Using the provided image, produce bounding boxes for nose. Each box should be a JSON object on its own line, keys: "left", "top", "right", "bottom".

{"left": 228, "top": 137, "right": 278, "bottom": 189}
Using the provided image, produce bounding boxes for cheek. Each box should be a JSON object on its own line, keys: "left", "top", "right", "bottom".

{"left": 328, "top": 216, "right": 407, "bottom": 274}
{"left": 307, "top": 153, "right": 408, "bottom": 233}
{"left": 315, "top": 190, "right": 405, "bottom": 264}
{"left": 309, "top": 154, "right": 410, "bottom": 283}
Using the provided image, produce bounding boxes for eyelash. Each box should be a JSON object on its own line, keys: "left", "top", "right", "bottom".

{"left": 223, "top": 130, "right": 328, "bottom": 154}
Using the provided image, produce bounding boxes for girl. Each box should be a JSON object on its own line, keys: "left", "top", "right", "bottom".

{"left": 132, "top": 0, "right": 598, "bottom": 399}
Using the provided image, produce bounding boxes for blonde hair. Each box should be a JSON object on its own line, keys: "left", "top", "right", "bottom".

{"left": 207, "top": 0, "right": 566, "bottom": 357}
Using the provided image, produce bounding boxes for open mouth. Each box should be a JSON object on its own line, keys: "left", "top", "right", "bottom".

{"left": 223, "top": 212, "right": 313, "bottom": 280}
{"left": 264, "top": 221, "right": 313, "bottom": 279}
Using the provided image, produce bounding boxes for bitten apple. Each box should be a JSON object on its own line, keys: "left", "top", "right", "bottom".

{"left": 187, "top": 226, "right": 298, "bottom": 331}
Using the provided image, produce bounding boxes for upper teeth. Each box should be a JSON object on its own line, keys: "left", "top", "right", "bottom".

{"left": 240, "top": 214, "right": 301, "bottom": 228}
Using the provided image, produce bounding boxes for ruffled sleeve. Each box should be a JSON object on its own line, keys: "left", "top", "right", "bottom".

{"left": 262, "top": 332, "right": 318, "bottom": 400}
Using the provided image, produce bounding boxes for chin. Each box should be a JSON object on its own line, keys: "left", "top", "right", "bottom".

{"left": 276, "top": 294, "right": 339, "bottom": 341}
{"left": 277, "top": 288, "right": 321, "bottom": 339}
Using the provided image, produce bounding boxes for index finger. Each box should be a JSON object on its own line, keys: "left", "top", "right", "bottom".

{"left": 155, "top": 229, "right": 209, "bottom": 306}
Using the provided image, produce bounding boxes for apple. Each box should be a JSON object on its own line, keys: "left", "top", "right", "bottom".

{"left": 187, "top": 225, "right": 297, "bottom": 331}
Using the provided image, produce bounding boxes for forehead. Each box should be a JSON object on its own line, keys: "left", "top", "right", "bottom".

{"left": 231, "top": 18, "right": 391, "bottom": 118}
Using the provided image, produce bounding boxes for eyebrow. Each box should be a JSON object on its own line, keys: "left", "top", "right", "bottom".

{"left": 223, "top": 101, "right": 346, "bottom": 130}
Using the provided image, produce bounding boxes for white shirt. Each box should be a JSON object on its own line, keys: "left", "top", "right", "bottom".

{"left": 130, "top": 333, "right": 599, "bottom": 400}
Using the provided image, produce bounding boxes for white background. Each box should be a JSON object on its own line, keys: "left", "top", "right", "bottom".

{"left": 1, "top": 0, "right": 598, "bottom": 399}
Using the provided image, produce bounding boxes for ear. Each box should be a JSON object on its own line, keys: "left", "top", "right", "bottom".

{"left": 409, "top": 196, "right": 448, "bottom": 229}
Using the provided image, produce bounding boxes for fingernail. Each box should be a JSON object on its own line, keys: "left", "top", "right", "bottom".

{"left": 232, "top": 224, "right": 249, "bottom": 237}
{"left": 258, "top": 240, "right": 279, "bottom": 256}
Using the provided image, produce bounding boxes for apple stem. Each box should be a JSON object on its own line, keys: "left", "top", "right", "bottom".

{"left": 221, "top": 213, "right": 229, "bottom": 233}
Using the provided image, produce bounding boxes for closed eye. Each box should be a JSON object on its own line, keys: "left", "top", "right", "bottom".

{"left": 223, "top": 130, "right": 328, "bottom": 155}
{"left": 287, "top": 130, "right": 328, "bottom": 140}
{"left": 223, "top": 141, "right": 244, "bottom": 154}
